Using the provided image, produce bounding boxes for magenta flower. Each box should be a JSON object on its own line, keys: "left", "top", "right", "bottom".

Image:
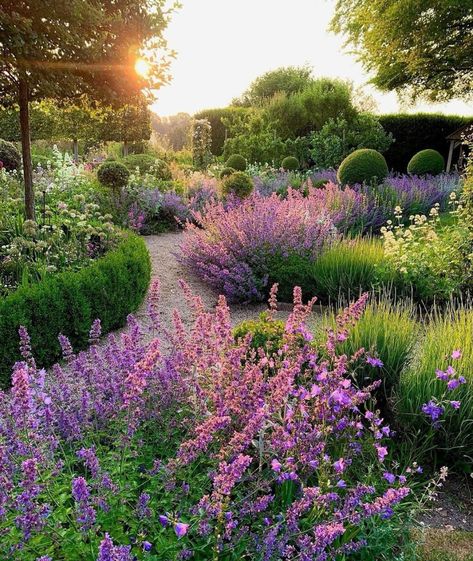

{"left": 375, "top": 445, "right": 388, "bottom": 462}
{"left": 450, "top": 401, "right": 461, "bottom": 410}
{"left": 366, "top": 356, "right": 383, "bottom": 368}
{"left": 271, "top": 459, "right": 282, "bottom": 473}
{"left": 451, "top": 350, "right": 462, "bottom": 360}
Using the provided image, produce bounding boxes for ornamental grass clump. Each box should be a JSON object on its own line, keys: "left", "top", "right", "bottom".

{"left": 179, "top": 190, "right": 337, "bottom": 302}
{"left": 0, "top": 281, "right": 438, "bottom": 560}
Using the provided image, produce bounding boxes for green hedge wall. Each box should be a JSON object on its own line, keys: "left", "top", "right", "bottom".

{"left": 0, "top": 233, "right": 151, "bottom": 386}
{"left": 194, "top": 107, "right": 249, "bottom": 156}
{"left": 379, "top": 113, "right": 471, "bottom": 172}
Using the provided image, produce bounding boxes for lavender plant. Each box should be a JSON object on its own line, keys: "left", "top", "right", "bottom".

{"left": 0, "top": 282, "right": 433, "bottom": 561}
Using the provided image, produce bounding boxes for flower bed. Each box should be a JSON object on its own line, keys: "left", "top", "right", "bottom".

{"left": 0, "top": 233, "right": 150, "bottom": 385}
{"left": 0, "top": 283, "right": 429, "bottom": 560}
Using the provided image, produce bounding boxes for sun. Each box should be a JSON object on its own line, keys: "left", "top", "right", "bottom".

{"left": 135, "top": 58, "right": 151, "bottom": 78}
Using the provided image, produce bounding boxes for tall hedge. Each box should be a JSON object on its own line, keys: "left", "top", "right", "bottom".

{"left": 194, "top": 107, "right": 249, "bottom": 156}
{"left": 0, "top": 233, "right": 151, "bottom": 386}
{"left": 379, "top": 113, "right": 471, "bottom": 172}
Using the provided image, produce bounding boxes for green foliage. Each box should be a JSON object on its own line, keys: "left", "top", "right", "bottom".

{"left": 310, "top": 114, "right": 393, "bottom": 169}
{"left": 226, "top": 154, "right": 247, "bottom": 171}
{"left": 264, "top": 78, "right": 356, "bottom": 139}
{"left": 220, "top": 167, "right": 236, "bottom": 179}
{"left": 281, "top": 156, "right": 299, "bottom": 171}
{"left": 97, "top": 161, "right": 130, "bottom": 191}
{"left": 0, "top": 234, "right": 150, "bottom": 386}
{"left": 337, "top": 148, "right": 388, "bottom": 185}
{"left": 311, "top": 238, "right": 385, "bottom": 301}
{"left": 233, "top": 312, "right": 286, "bottom": 355}
{"left": 222, "top": 172, "right": 254, "bottom": 199}
{"left": 194, "top": 107, "right": 249, "bottom": 155}
{"left": 330, "top": 299, "right": 418, "bottom": 396}
{"left": 192, "top": 119, "right": 213, "bottom": 169}
{"left": 397, "top": 307, "right": 473, "bottom": 463}
{"left": 407, "top": 149, "right": 445, "bottom": 176}
{"left": 122, "top": 153, "right": 171, "bottom": 180}
{"left": 234, "top": 65, "right": 314, "bottom": 107}
{"left": 331, "top": 0, "right": 472, "bottom": 102}
{"left": 151, "top": 112, "right": 192, "bottom": 151}
{"left": 0, "top": 139, "right": 21, "bottom": 171}
{"left": 379, "top": 114, "right": 471, "bottom": 172}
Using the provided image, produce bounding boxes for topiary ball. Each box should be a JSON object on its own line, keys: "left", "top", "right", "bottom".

{"left": 222, "top": 172, "right": 254, "bottom": 199}
{"left": 338, "top": 149, "right": 388, "bottom": 186}
{"left": 281, "top": 156, "right": 299, "bottom": 171}
{"left": 233, "top": 312, "right": 285, "bottom": 355}
{"left": 226, "top": 154, "right": 247, "bottom": 171}
{"left": 0, "top": 139, "right": 21, "bottom": 172}
{"left": 407, "top": 149, "right": 445, "bottom": 176}
{"left": 97, "top": 161, "right": 130, "bottom": 190}
{"left": 220, "top": 167, "right": 236, "bottom": 179}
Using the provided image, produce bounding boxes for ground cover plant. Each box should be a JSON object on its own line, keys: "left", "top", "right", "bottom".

{"left": 0, "top": 281, "right": 462, "bottom": 561}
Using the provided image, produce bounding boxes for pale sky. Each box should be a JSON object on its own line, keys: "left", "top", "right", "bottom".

{"left": 152, "top": 0, "right": 472, "bottom": 117}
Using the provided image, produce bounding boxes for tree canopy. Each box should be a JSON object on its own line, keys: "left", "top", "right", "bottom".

{"left": 233, "top": 65, "right": 314, "bottom": 107}
{"left": 0, "top": 0, "right": 176, "bottom": 217}
{"left": 331, "top": 0, "right": 473, "bottom": 102}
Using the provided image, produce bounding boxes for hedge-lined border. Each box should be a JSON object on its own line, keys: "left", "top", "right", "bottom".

{"left": 0, "top": 233, "right": 151, "bottom": 386}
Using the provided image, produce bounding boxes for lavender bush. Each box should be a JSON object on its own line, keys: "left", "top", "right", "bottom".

{"left": 0, "top": 282, "right": 438, "bottom": 561}
{"left": 179, "top": 191, "right": 337, "bottom": 302}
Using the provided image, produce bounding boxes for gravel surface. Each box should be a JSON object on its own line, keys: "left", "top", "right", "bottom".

{"left": 132, "top": 232, "right": 269, "bottom": 336}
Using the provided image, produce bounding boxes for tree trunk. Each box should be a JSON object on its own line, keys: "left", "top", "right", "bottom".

{"left": 19, "top": 77, "right": 34, "bottom": 220}
{"left": 123, "top": 140, "right": 129, "bottom": 157}
{"left": 73, "top": 139, "right": 79, "bottom": 162}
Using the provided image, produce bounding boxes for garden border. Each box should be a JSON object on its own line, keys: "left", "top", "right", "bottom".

{"left": 0, "top": 232, "right": 151, "bottom": 386}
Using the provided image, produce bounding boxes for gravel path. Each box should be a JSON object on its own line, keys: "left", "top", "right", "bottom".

{"left": 131, "top": 232, "right": 269, "bottom": 337}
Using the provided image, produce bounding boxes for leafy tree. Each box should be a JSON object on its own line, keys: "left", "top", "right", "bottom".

{"left": 310, "top": 114, "right": 393, "bottom": 169}
{"left": 264, "top": 78, "right": 356, "bottom": 139}
{"left": 331, "top": 0, "right": 473, "bottom": 102}
{"left": 0, "top": 0, "right": 175, "bottom": 218}
{"left": 233, "top": 65, "right": 314, "bottom": 107}
{"left": 151, "top": 112, "right": 192, "bottom": 151}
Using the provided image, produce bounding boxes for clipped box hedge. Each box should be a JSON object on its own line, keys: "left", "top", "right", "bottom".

{"left": 0, "top": 233, "right": 151, "bottom": 386}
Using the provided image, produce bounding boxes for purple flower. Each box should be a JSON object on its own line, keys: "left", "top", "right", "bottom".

{"left": 366, "top": 356, "right": 383, "bottom": 368}
{"left": 422, "top": 400, "right": 444, "bottom": 424}
{"left": 142, "top": 541, "right": 152, "bottom": 552}
{"left": 271, "top": 459, "right": 282, "bottom": 473}
{"left": 375, "top": 445, "right": 388, "bottom": 462}
{"left": 450, "top": 401, "right": 461, "bottom": 410}
{"left": 383, "top": 472, "right": 396, "bottom": 484}
{"left": 451, "top": 350, "right": 462, "bottom": 360}
{"left": 159, "top": 514, "right": 169, "bottom": 527}
{"left": 175, "top": 522, "right": 189, "bottom": 538}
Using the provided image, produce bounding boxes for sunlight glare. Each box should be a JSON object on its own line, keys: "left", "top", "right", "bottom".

{"left": 135, "top": 58, "right": 150, "bottom": 78}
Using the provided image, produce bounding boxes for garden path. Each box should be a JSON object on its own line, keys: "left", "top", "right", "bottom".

{"left": 132, "top": 232, "right": 269, "bottom": 341}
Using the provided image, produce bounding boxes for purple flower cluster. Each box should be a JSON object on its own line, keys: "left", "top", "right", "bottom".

{"left": 179, "top": 191, "right": 337, "bottom": 302}
{"left": 0, "top": 281, "right": 452, "bottom": 560}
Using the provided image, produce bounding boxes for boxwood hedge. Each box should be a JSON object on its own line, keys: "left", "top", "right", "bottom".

{"left": 0, "top": 233, "right": 151, "bottom": 386}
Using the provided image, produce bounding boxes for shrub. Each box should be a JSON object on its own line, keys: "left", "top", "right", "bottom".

{"left": 311, "top": 237, "right": 385, "bottom": 301}
{"left": 122, "top": 153, "right": 172, "bottom": 180}
{"left": 310, "top": 114, "right": 393, "bottom": 169}
{"left": 194, "top": 107, "right": 249, "bottom": 156}
{"left": 192, "top": 119, "right": 212, "bottom": 169}
{"left": 397, "top": 308, "right": 473, "bottom": 463}
{"left": 407, "top": 149, "right": 445, "bottom": 176}
{"left": 0, "top": 139, "right": 21, "bottom": 171}
{"left": 221, "top": 171, "right": 254, "bottom": 199}
{"left": 379, "top": 114, "right": 471, "bottom": 172}
{"left": 233, "top": 311, "right": 285, "bottom": 355}
{"left": 179, "top": 191, "right": 336, "bottom": 302}
{"left": 281, "top": 156, "right": 299, "bottom": 171}
{"left": 0, "top": 233, "right": 150, "bottom": 386}
{"left": 220, "top": 166, "right": 235, "bottom": 179}
{"left": 337, "top": 148, "right": 389, "bottom": 185}
{"left": 225, "top": 153, "right": 247, "bottom": 171}
{"left": 97, "top": 161, "right": 130, "bottom": 190}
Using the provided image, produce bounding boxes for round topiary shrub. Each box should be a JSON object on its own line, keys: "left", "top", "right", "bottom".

{"left": 0, "top": 139, "right": 21, "bottom": 172}
{"left": 226, "top": 154, "right": 247, "bottom": 171}
{"left": 220, "top": 167, "right": 236, "bottom": 179}
{"left": 97, "top": 161, "right": 130, "bottom": 190}
{"left": 407, "top": 149, "right": 445, "bottom": 176}
{"left": 222, "top": 172, "right": 254, "bottom": 199}
{"left": 337, "top": 149, "right": 388, "bottom": 186}
{"left": 281, "top": 156, "right": 299, "bottom": 171}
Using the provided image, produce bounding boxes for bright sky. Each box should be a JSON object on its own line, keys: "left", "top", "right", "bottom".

{"left": 152, "top": 0, "right": 472, "bottom": 117}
